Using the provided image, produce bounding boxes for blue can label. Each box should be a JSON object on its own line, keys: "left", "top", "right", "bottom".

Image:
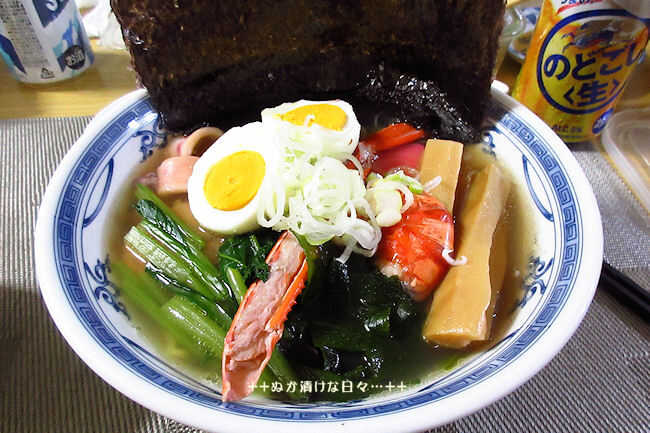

{"left": 32, "top": 0, "right": 70, "bottom": 28}
{"left": 0, "top": 0, "right": 93, "bottom": 83}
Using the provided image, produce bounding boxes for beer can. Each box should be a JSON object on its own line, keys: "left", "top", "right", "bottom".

{"left": 512, "top": 0, "right": 649, "bottom": 143}
{"left": 0, "top": 0, "right": 94, "bottom": 83}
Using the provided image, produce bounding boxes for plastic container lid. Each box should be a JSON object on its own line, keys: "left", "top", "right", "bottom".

{"left": 601, "top": 107, "right": 650, "bottom": 213}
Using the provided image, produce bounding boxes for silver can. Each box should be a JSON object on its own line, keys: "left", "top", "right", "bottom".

{"left": 0, "top": 0, "right": 94, "bottom": 83}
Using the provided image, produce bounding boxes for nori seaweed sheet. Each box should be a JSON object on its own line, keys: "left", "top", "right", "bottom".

{"left": 111, "top": 0, "right": 505, "bottom": 142}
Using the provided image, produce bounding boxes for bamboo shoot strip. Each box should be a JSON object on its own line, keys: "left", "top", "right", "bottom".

{"left": 423, "top": 164, "right": 511, "bottom": 348}
{"left": 419, "top": 139, "right": 463, "bottom": 213}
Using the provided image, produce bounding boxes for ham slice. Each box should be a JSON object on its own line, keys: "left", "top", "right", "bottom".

{"left": 155, "top": 156, "right": 198, "bottom": 196}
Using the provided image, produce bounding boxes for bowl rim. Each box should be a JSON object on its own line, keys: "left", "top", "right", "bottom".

{"left": 35, "top": 88, "right": 603, "bottom": 432}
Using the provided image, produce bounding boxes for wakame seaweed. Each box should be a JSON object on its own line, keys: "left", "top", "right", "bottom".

{"left": 278, "top": 251, "right": 431, "bottom": 399}
{"left": 301, "top": 255, "right": 420, "bottom": 331}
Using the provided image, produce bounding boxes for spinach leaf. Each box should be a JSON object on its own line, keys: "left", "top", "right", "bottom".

{"left": 217, "top": 230, "right": 278, "bottom": 284}
{"left": 134, "top": 199, "right": 195, "bottom": 252}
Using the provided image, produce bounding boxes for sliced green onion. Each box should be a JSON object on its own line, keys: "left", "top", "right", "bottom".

{"left": 258, "top": 154, "right": 381, "bottom": 261}
{"left": 409, "top": 182, "right": 423, "bottom": 194}
{"left": 385, "top": 171, "right": 424, "bottom": 194}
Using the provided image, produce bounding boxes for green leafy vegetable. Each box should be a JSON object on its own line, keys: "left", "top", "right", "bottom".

{"left": 267, "top": 350, "right": 307, "bottom": 401}
{"left": 112, "top": 261, "right": 166, "bottom": 318}
{"left": 135, "top": 199, "right": 197, "bottom": 253}
{"left": 120, "top": 188, "right": 305, "bottom": 398}
{"left": 124, "top": 225, "right": 215, "bottom": 300}
{"left": 224, "top": 267, "right": 248, "bottom": 305}
{"left": 161, "top": 295, "right": 227, "bottom": 360}
{"left": 145, "top": 263, "right": 233, "bottom": 331}
{"left": 134, "top": 185, "right": 204, "bottom": 251}
{"left": 217, "top": 231, "right": 277, "bottom": 285}
{"left": 112, "top": 261, "right": 219, "bottom": 360}
{"left": 138, "top": 218, "right": 234, "bottom": 310}
{"left": 129, "top": 190, "right": 238, "bottom": 314}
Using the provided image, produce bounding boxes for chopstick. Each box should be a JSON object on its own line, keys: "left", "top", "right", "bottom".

{"left": 599, "top": 261, "right": 650, "bottom": 323}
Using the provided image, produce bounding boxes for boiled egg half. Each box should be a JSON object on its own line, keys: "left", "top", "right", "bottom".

{"left": 261, "top": 99, "right": 361, "bottom": 157}
{"left": 187, "top": 122, "right": 279, "bottom": 234}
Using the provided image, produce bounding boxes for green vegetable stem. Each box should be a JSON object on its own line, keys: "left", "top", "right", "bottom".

{"left": 224, "top": 267, "right": 248, "bottom": 305}
{"left": 117, "top": 187, "right": 305, "bottom": 398}
{"left": 134, "top": 185, "right": 204, "bottom": 251}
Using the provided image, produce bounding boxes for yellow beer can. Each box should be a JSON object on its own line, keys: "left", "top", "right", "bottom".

{"left": 512, "top": 0, "right": 649, "bottom": 143}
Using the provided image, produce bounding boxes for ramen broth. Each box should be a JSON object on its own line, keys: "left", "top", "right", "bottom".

{"left": 107, "top": 136, "right": 537, "bottom": 399}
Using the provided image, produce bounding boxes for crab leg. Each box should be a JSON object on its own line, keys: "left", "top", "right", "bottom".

{"left": 221, "top": 231, "right": 307, "bottom": 402}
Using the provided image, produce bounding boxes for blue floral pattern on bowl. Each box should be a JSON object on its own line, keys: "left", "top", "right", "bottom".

{"left": 38, "top": 89, "right": 601, "bottom": 429}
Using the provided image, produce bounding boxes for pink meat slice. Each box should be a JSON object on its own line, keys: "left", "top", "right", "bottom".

{"left": 221, "top": 232, "right": 305, "bottom": 402}
{"left": 156, "top": 156, "right": 198, "bottom": 196}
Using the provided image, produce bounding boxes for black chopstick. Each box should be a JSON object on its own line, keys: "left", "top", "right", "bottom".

{"left": 599, "top": 261, "right": 650, "bottom": 322}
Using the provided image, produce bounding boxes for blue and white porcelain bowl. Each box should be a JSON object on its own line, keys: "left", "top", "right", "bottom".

{"left": 35, "top": 89, "right": 603, "bottom": 432}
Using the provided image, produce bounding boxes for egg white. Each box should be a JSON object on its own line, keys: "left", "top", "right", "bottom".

{"left": 187, "top": 122, "right": 279, "bottom": 234}
{"left": 261, "top": 99, "right": 361, "bottom": 158}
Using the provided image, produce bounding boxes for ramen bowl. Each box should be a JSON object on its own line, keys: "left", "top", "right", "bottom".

{"left": 35, "top": 88, "right": 602, "bottom": 432}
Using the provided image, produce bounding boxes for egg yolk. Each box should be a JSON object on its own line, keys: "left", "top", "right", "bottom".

{"left": 280, "top": 104, "right": 347, "bottom": 131}
{"left": 204, "top": 151, "right": 266, "bottom": 211}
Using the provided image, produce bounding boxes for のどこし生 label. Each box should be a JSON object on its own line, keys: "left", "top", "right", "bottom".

{"left": 512, "top": 0, "right": 649, "bottom": 143}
